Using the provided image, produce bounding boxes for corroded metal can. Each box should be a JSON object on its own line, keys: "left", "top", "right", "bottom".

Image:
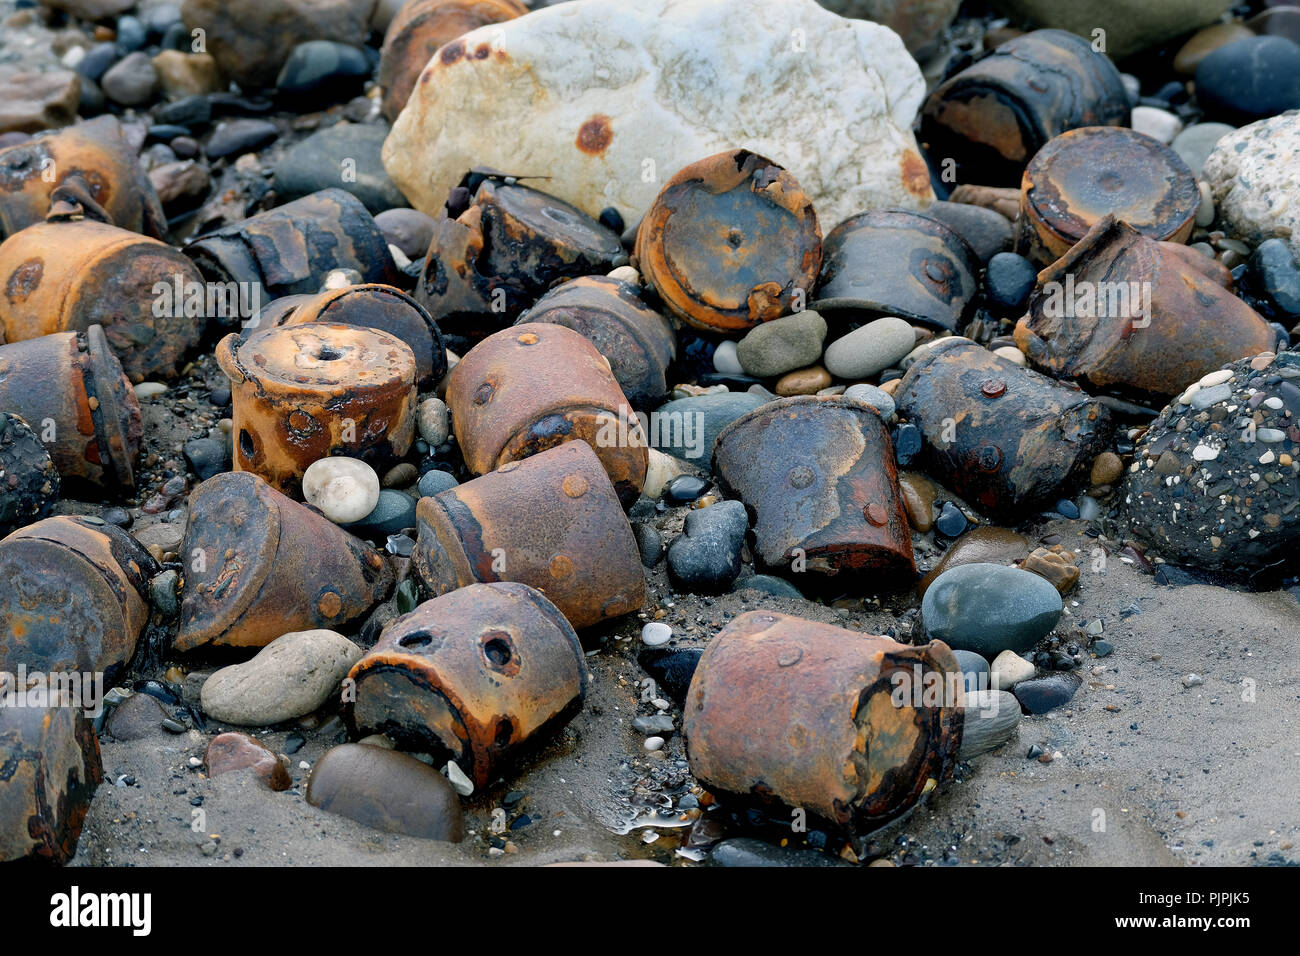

{"left": 417, "top": 177, "right": 624, "bottom": 334}
{"left": 713, "top": 395, "right": 915, "bottom": 579}
{"left": 216, "top": 323, "right": 418, "bottom": 494}
{"left": 1016, "top": 126, "right": 1201, "bottom": 266}
{"left": 0, "top": 515, "right": 158, "bottom": 678}
{"left": 811, "top": 209, "right": 981, "bottom": 331}
{"left": 921, "top": 29, "right": 1131, "bottom": 186}
{"left": 174, "top": 471, "right": 394, "bottom": 653}
{"left": 347, "top": 581, "right": 587, "bottom": 788}
{"left": 447, "top": 322, "right": 648, "bottom": 504}
{"left": 1017, "top": 216, "right": 1276, "bottom": 397}
{"left": 684, "top": 610, "right": 963, "bottom": 834}
{"left": 0, "top": 413, "right": 59, "bottom": 538}
{"left": 414, "top": 440, "right": 645, "bottom": 630}
{"left": 0, "top": 705, "right": 103, "bottom": 865}
{"left": 635, "top": 149, "right": 822, "bottom": 334}
{"left": 893, "top": 338, "right": 1113, "bottom": 517}
{"left": 0, "top": 115, "right": 167, "bottom": 241}
{"left": 378, "top": 0, "right": 528, "bottom": 122}
{"left": 185, "top": 189, "right": 401, "bottom": 309}
{"left": 0, "top": 217, "right": 206, "bottom": 382}
{"left": 0, "top": 326, "right": 141, "bottom": 488}
{"left": 517, "top": 275, "right": 676, "bottom": 409}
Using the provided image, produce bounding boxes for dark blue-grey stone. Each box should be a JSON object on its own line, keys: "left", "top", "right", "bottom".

{"left": 633, "top": 522, "right": 663, "bottom": 568}
{"left": 1013, "top": 672, "right": 1082, "bottom": 714}
{"left": 921, "top": 562, "right": 1063, "bottom": 657}
{"left": 77, "top": 43, "right": 119, "bottom": 83}
{"left": 417, "top": 469, "right": 458, "bottom": 498}
{"left": 952, "top": 649, "right": 990, "bottom": 695}
{"left": 893, "top": 422, "right": 922, "bottom": 466}
{"left": 923, "top": 201, "right": 1012, "bottom": 265}
{"left": 1250, "top": 238, "right": 1300, "bottom": 318}
{"left": 709, "top": 837, "right": 850, "bottom": 868}
{"left": 1054, "top": 498, "right": 1080, "bottom": 519}
{"left": 664, "top": 474, "right": 708, "bottom": 503}
{"left": 651, "top": 392, "right": 766, "bottom": 467}
{"left": 345, "top": 489, "right": 417, "bottom": 539}
{"left": 637, "top": 648, "right": 701, "bottom": 706}
{"left": 183, "top": 437, "right": 230, "bottom": 482}
{"left": 667, "top": 500, "right": 748, "bottom": 593}
{"left": 985, "top": 252, "right": 1037, "bottom": 314}
{"left": 273, "top": 122, "right": 408, "bottom": 215}
{"left": 115, "top": 15, "right": 147, "bottom": 52}
{"left": 154, "top": 94, "right": 211, "bottom": 128}
{"left": 205, "top": 118, "right": 278, "bottom": 159}
{"left": 1195, "top": 36, "right": 1300, "bottom": 123}
{"left": 935, "top": 501, "right": 967, "bottom": 537}
{"left": 276, "top": 41, "right": 371, "bottom": 105}
{"left": 160, "top": 21, "right": 190, "bottom": 52}
{"left": 732, "top": 574, "right": 803, "bottom": 599}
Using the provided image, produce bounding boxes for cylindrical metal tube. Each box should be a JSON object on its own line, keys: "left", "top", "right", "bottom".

{"left": 447, "top": 322, "right": 648, "bottom": 505}
{"left": 713, "top": 395, "right": 915, "bottom": 579}
{"left": 684, "top": 610, "right": 963, "bottom": 833}
{"left": 347, "top": 581, "right": 587, "bottom": 788}
{"left": 413, "top": 440, "right": 645, "bottom": 630}
{"left": 0, "top": 413, "right": 60, "bottom": 537}
{"left": 174, "top": 471, "right": 395, "bottom": 652}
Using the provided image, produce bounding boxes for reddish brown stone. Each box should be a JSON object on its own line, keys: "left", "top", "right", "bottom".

{"left": 205, "top": 732, "right": 291, "bottom": 791}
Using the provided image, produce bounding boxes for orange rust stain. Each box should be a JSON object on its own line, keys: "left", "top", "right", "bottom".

{"left": 576, "top": 115, "right": 614, "bottom": 156}
{"left": 901, "top": 149, "right": 931, "bottom": 199}
{"left": 6, "top": 257, "right": 43, "bottom": 304}
{"left": 440, "top": 40, "right": 465, "bottom": 65}
{"left": 473, "top": 43, "right": 491, "bottom": 60}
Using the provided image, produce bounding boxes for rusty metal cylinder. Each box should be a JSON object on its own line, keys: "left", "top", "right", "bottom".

{"left": 0, "top": 413, "right": 60, "bottom": 537}
{"left": 517, "top": 275, "right": 677, "bottom": 409}
{"left": 635, "top": 149, "right": 822, "bottom": 334}
{"left": 0, "top": 218, "right": 205, "bottom": 381}
{"left": 713, "top": 395, "right": 915, "bottom": 579}
{"left": 1016, "top": 126, "right": 1201, "bottom": 267}
{"left": 0, "top": 325, "right": 141, "bottom": 489}
{"left": 894, "top": 338, "right": 1113, "bottom": 518}
{"left": 684, "top": 610, "right": 963, "bottom": 833}
{"left": 347, "top": 581, "right": 586, "bottom": 788}
{"left": 921, "top": 29, "right": 1131, "bottom": 186}
{"left": 0, "top": 114, "right": 167, "bottom": 241}
{"left": 1017, "top": 216, "right": 1276, "bottom": 397}
{"left": 447, "top": 322, "right": 648, "bottom": 505}
{"left": 185, "top": 188, "right": 400, "bottom": 310}
{"left": 0, "top": 704, "right": 103, "bottom": 865}
{"left": 414, "top": 440, "right": 645, "bottom": 630}
{"left": 174, "top": 471, "right": 394, "bottom": 652}
{"left": 811, "top": 209, "right": 981, "bottom": 330}
{"left": 0, "top": 515, "right": 158, "bottom": 678}
{"left": 216, "top": 323, "right": 417, "bottom": 495}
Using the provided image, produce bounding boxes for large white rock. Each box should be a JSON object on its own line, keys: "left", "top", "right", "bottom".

{"left": 1203, "top": 111, "right": 1300, "bottom": 261}
{"left": 383, "top": 0, "right": 934, "bottom": 231}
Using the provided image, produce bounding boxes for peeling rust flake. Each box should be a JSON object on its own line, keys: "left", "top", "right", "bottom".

{"left": 576, "top": 115, "right": 614, "bottom": 156}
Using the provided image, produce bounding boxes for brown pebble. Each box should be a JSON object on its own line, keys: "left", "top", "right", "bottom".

{"left": 774, "top": 365, "right": 831, "bottom": 396}
{"left": 1090, "top": 451, "right": 1123, "bottom": 487}
{"left": 205, "top": 732, "right": 291, "bottom": 791}
{"left": 1019, "top": 546, "right": 1080, "bottom": 595}
{"left": 897, "top": 471, "right": 936, "bottom": 533}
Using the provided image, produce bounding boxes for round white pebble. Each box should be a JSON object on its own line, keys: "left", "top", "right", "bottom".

{"left": 302, "top": 456, "right": 380, "bottom": 524}
{"left": 644, "top": 736, "right": 665, "bottom": 752}
{"left": 641, "top": 621, "right": 673, "bottom": 647}
{"left": 712, "top": 340, "right": 744, "bottom": 375}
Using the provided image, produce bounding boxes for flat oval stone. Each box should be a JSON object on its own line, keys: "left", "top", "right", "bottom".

{"left": 205, "top": 732, "right": 291, "bottom": 790}
{"left": 921, "top": 562, "right": 1063, "bottom": 657}
{"left": 306, "top": 744, "right": 464, "bottom": 842}
{"left": 201, "top": 629, "right": 362, "bottom": 725}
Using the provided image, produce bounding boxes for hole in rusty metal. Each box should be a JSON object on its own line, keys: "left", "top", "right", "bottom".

{"left": 317, "top": 345, "right": 344, "bottom": 361}
{"left": 399, "top": 632, "right": 432, "bottom": 650}
{"left": 483, "top": 635, "right": 511, "bottom": 667}
{"left": 238, "top": 429, "right": 254, "bottom": 458}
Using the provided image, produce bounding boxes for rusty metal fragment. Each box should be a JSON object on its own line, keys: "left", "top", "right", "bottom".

{"left": 414, "top": 440, "right": 645, "bottom": 630}
{"left": 1016, "top": 126, "right": 1200, "bottom": 267}
{"left": 0, "top": 705, "right": 103, "bottom": 865}
{"left": 811, "top": 209, "right": 980, "bottom": 331}
{"left": 893, "top": 338, "right": 1113, "bottom": 518}
{"left": 216, "top": 323, "right": 417, "bottom": 494}
{"left": 921, "top": 29, "right": 1131, "bottom": 186}
{"left": 713, "top": 395, "right": 915, "bottom": 579}
{"left": 447, "top": 322, "right": 648, "bottom": 504}
{"left": 683, "top": 610, "right": 963, "bottom": 834}
{"left": 174, "top": 471, "right": 394, "bottom": 653}
{"left": 0, "top": 413, "right": 59, "bottom": 537}
{"left": 0, "top": 515, "right": 158, "bottom": 678}
{"left": 517, "top": 275, "right": 676, "bottom": 409}
{"left": 1017, "top": 216, "right": 1276, "bottom": 397}
{"left": 347, "top": 581, "right": 586, "bottom": 788}
{"left": 635, "top": 149, "right": 822, "bottom": 334}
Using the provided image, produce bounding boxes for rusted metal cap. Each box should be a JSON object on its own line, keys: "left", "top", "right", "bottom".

{"left": 1016, "top": 126, "right": 1200, "bottom": 266}
{"left": 517, "top": 275, "right": 676, "bottom": 409}
{"left": 635, "top": 149, "right": 822, "bottom": 334}
{"left": 174, "top": 471, "right": 394, "bottom": 652}
{"left": 921, "top": 29, "right": 1131, "bottom": 186}
{"left": 683, "top": 610, "right": 963, "bottom": 834}
{"left": 713, "top": 395, "right": 915, "bottom": 579}
{"left": 811, "top": 209, "right": 980, "bottom": 331}
{"left": 347, "top": 581, "right": 586, "bottom": 788}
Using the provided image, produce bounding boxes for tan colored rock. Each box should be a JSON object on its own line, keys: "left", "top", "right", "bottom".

{"left": 1203, "top": 113, "right": 1300, "bottom": 262}
{"left": 1019, "top": 545, "right": 1080, "bottom": 595}
{"left": 0, "top": 70, "right": 81, "bottom": 136}
{"left": 383, "top": 0, "right": 933, "bottom": 230}
{"left": 988, "top": 0, "right": 1234, "bottom": 60}
{"left": 775, "top": 365, "right": 832, "bottom": 396}
{"left": 152, "top": 51, "right": 223, "bottom": 99}
{"left": 201, "top": 629, "right": 363, "bottom": 725}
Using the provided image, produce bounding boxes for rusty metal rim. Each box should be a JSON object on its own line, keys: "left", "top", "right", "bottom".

{"left": 713, "top": 393, "right": 885, "bottom": 459}
{"left": 84, "top": 324, "right": 135, "bottom": 488}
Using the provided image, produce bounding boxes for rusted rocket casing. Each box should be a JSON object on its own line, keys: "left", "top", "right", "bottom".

{"left": 0, "top": 413, "right": 60, "bottom": 538}
{"left": 260, "top": 283, "right": 448, "bottom": 389}
{"left": 0, "top": 114, "right": 167, "bottom": 241}
{"left": 683, "top": 610, "right": 963, "bottom": 833}
{"left": 517, "top": 275, "right": 677, "bottom": 409}
{"left": 0, "top": 217, "right": 205, "bottom": 382}
{"left": 447, "top": 322, "right": 648, "bottom": 505}
{"left": 1017, "top": 216, "right": 1276, "bottom": 398}
{"left": 216, "top": 323, "right": 417, "bottom": 495}
{"left": 417, "top": 177, "right": 624, "bottom": 333}
{"left": 713, "top": 396, "right": 915, "bottom": 579}
{"left": 185, "top": 189, "right": 401, "bottom": 310}
{"left": 174, "top": 471, "right": 394, "bottom": 653}
{"left": 1015, "top": 126, "right": 1200, "bottom": 267}
{"left": 347, "top": 581, "right": 587, "bottom": 788}
{"left": 378, "top": 0, "right": 528, "bottom": 122}
{"left": 894, "top": 338, "right": 1113, "bottom": 518}
{"left": 635, "top": 149, "right": 822, "bottom": 334}
{"left": 0, "top": 515, "right": 158, "bottom": 678}
{"left": 921, "top": 29, "right": 1131, "bottom": 186}
{"left": 0, "top": 326, "right": 141, "bottom": 489}
{"left": 0, "top": 705, "right": 103, "bottom": 865}
{"left": 413, "top": 440, "right": 645, "bottom": 630}
{"left": 811, "top": 209, "right": 981, "bottom": 331}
